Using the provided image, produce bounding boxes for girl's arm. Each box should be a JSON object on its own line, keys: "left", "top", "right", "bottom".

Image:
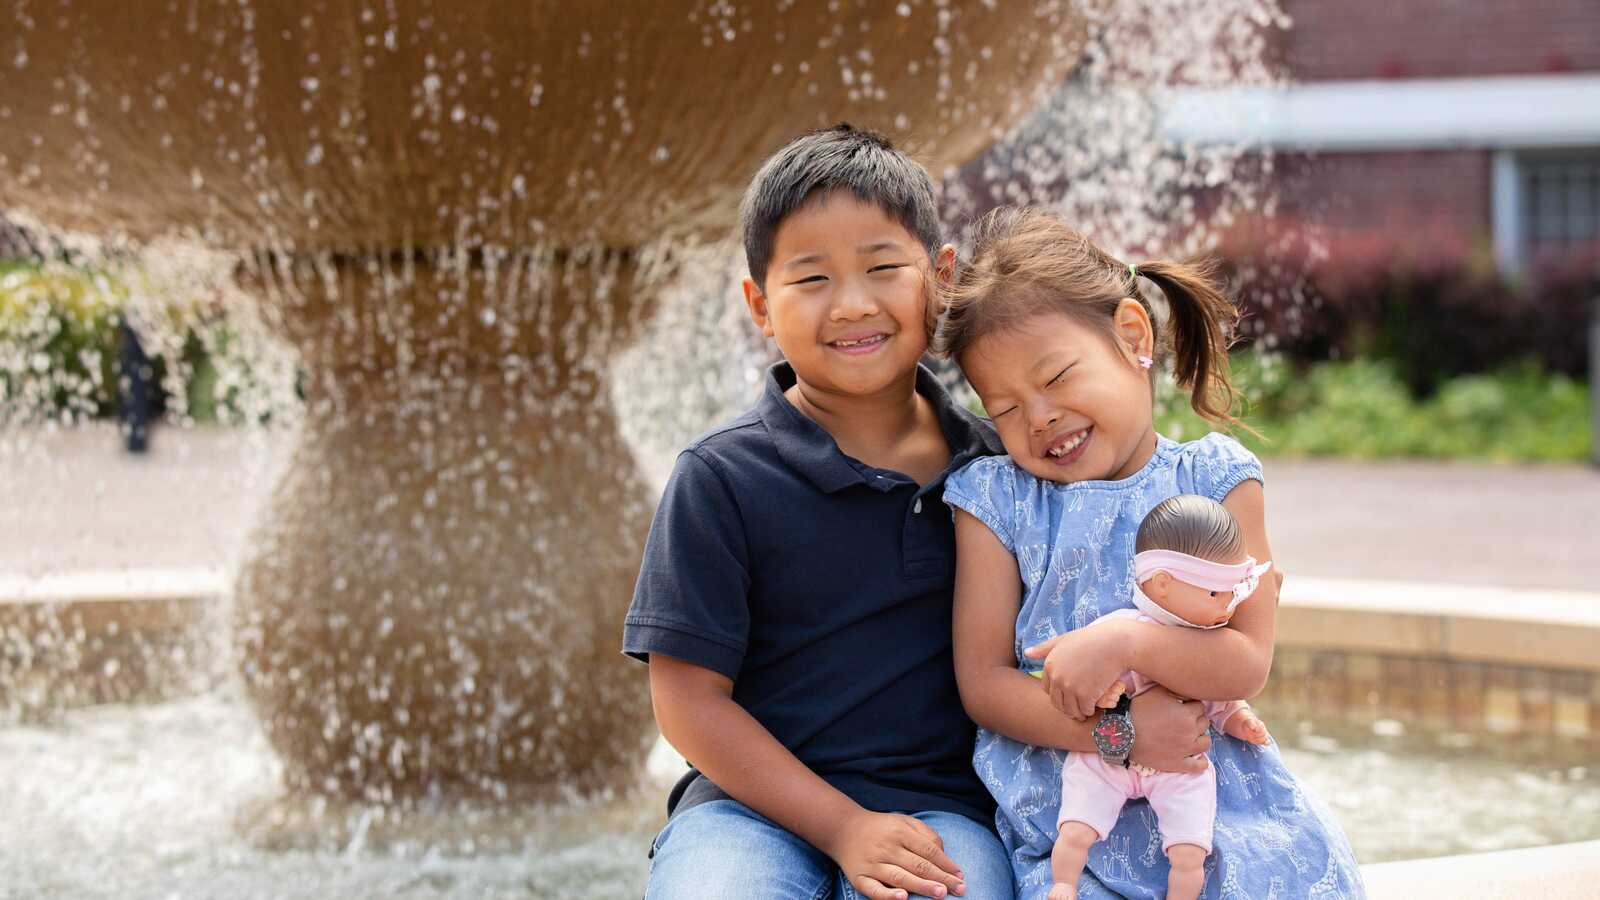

{"left": 952, "top": 511, "right": 1212, "bottom": 774}
{"left": 1027, "top": 480, "right": 1278, "bottom": 717}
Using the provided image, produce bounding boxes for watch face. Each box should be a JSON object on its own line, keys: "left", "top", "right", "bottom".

{"left": 1093, "top": 713, "right": 1134, "bottom": 756}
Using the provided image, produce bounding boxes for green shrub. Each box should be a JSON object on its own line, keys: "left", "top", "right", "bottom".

{"left": 1157, "top": 353, "right": 1592, "bottom": 463}
{"left": 0, "top": 260, "right": 246, "bottom": 426}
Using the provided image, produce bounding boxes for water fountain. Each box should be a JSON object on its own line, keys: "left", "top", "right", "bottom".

{"left": 0, "top": 1, "right": 1085, "bottom": 802}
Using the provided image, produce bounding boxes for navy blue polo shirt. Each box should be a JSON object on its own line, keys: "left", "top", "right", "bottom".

{"left": 623, "top": 360, "right": 1004, "bottom": 825}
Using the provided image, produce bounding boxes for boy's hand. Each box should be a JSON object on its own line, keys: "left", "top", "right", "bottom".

{"left": 826, "top": 810, "right": 967, "bottom": 900}
{"left": 1127, "top": 686, "right": 1211, "bottom": 774}
{"left": 1023, "top": 620, "right": 1134, "bottom": 720}
{"left": 1223, "top": 708, "right": 1271, "bottom": 746}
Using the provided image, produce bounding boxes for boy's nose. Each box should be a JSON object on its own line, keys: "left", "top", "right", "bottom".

{"left": 830, "top": 284, "right": 879, "bottom": 320}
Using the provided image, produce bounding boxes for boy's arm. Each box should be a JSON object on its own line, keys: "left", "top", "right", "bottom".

{"left": 951, "top": 511, "right": 1212, "bottom": 774}
{"left": 649, "top": 654, "right": 966, "bottom": 900}
{"left": 1026, "top": 480, "right": 1278, "bottom": 712}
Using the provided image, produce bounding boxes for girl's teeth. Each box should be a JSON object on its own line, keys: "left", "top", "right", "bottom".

{"left": 1048, "top": 431, "right": 1087, "bottom": 458}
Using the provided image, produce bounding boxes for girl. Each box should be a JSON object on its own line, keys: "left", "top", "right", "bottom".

{"left": 936, "top": 207, "right": 1363, "bottom": 899}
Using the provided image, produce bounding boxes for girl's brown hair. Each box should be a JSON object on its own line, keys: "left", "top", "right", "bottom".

{"left": 936, "top": 206, "right": 1243, "bottom": 427}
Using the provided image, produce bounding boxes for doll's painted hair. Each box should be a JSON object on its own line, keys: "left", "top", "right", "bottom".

{"left": 936, "top": 206, "right": 1242, "bottom": 426}
{"left": 1135, "top": 494, "right": 1245, "bottom": 562}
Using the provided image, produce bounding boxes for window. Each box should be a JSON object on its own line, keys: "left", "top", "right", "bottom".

{"left": 1494, "top": 149, "right": 1600, "bottom": 274}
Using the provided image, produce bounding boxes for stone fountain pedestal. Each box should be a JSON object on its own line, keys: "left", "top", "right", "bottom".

{"left": 0, "top": 1, "right": 1087, "bottom": 799}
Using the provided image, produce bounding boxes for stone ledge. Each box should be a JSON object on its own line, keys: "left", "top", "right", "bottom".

{"left": 1362, "top": 838, "right": 1600, "bottom": 899}
{"left": 0, "top": 568, "right": 224, "bottom": 713}
{"left": 1279, "top": 577, "right": 1600, "bottom": 672}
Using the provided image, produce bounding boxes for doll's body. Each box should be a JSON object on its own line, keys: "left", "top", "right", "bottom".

{"left": 1047, "top": 495, "right": 1273, "bottom": 900}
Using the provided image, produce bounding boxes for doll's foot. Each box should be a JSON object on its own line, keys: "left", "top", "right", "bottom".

{"left": 1047, "top": 883, "right": 1078, "bottom": 900}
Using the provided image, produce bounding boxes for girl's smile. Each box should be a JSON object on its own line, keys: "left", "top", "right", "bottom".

{"left": 1042, "top": 425, "right": 1092, "bottom": 466}
{"left": 959, "top": 308, "right": 1157, "bottom": 485}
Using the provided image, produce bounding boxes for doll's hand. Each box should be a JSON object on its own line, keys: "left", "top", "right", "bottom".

{"left": 1223, "top": 708, "right": 1271, "bottom": 746}
{"left": 1023, "top": 620, "right": 1134, "bottom": 720}
{"left": 1094, "top": 681, "right": 1128, "bottom": 709}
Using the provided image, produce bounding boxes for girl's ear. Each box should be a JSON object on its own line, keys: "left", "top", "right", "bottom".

{"left": 1112, "top": 298, "right": 1154, "bottom": 364}
{"left": 742, "top": 276, "right": 776, "bottom": 338}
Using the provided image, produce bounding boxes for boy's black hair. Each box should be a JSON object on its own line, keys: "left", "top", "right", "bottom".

{"left": 739, "top": 123, "right": 941, "bottom": 291}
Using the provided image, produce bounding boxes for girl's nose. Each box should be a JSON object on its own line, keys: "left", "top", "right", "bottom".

{"left": 1028, "top": 401, "right": 1061, "bottom": 433}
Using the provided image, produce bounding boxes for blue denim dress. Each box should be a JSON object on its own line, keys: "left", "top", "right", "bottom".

{"left": 944, "top": 434, "right": 1365, "bottom": 899}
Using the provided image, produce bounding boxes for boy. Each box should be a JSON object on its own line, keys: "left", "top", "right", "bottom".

{"left": 622, "top": 126, "right": 1210, "bottom": 900}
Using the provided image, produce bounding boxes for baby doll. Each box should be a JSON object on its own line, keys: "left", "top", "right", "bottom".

{"left": 1047, "top": 494, "right": 1274, "bottom": 900}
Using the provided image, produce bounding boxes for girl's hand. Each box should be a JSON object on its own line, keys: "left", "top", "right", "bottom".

{"left": 825, "top": 810, "right": 967, "bottom": 900}
{"left": 1223, "top": 708, "right": 1272, "bottom": 746}
{"left": 1127, "top": 686, "right": 1212, "bottom": 774}
{"left": 1023, "top": 619, "right": 1135, "bottom": 720}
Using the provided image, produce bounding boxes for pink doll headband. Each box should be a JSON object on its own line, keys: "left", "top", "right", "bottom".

{"left": 1132, "top": 550, "right": 1273, "bottom": 629}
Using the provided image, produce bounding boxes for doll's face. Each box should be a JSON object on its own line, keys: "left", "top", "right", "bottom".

{"left": 1138, "top": 570, "right": 1239, "bottom": 626}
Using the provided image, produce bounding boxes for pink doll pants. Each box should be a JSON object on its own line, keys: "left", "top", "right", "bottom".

{"left": 1056, "top": 751, "right": 1217, "bottom": 853}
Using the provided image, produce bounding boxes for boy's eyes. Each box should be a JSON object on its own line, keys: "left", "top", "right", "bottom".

{"left": 990, "top": 405, "right": 1018, "bottom": 419}
{"left": 786, "top": 264, "right": 906, "bottom": 285}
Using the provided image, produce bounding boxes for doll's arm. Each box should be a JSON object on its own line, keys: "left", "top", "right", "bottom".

{"left": 952, "top": 512, "right": 1212, "bottom": 773}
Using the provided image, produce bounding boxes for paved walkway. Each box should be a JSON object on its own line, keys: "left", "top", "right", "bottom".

{"left": 3, "top": 424, "right": 1598, "bottom": 591}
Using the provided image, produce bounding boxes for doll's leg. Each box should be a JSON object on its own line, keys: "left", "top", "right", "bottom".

{"left": 1048, "top": 822, "right": 1100, "bottom": 900}
{"left": 1144, "top": 766, "right": 1218, "bottom": 900}
{"left": 1165, "top": 843, "right": 1207, "bottom": 900}
{"left": 1051, "top": 753, "right": 1127, "bottom": 900}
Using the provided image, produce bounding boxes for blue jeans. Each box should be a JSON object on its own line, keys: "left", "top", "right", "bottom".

{"left": 645, "top": 799, "right": 1015, "bottom": 900}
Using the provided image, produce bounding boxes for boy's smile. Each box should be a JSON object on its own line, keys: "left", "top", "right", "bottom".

{"left": 743, "top": 191, "right": 951, "bottom": 403}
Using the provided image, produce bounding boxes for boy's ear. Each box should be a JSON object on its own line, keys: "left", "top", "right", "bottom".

{"left": 742, "top": 276, "right": 776, "bottom": 338}
{"left": 1112, "top": 298, "right": 1154, "bottom": 363}
{"left": 934, "top": 243, "right": 958, "bottom": 288}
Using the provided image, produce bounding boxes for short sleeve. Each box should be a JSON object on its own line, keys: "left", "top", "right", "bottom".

{"left": 622, "top": 448, "right": 751, "bottom": 680}
{"left": 1182, "top": 432, "right": 1264, "bottom": 503}
{"left": 942, "top": 455, "right": 1019, "bottom": 553}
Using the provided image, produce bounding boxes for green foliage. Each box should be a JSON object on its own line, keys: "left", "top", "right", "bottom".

{"left": 1157, "top": 352, "right": 1592, "bottom": 463}
{"left": 0, "top": 260, "right": 242, "bottom": 425}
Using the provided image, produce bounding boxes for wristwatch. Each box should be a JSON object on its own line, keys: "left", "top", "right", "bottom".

{"left": 1093, "top": 694, "right": 1136, "bottom": 767}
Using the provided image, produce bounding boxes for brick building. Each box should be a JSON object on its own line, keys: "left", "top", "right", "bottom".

{"left": 1167, "top": 0, "right": 1600, "bottom": 277}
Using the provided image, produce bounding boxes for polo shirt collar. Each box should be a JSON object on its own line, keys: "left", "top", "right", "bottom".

{"left": 759, "top": 361, "right": 1004, "bottom": 494}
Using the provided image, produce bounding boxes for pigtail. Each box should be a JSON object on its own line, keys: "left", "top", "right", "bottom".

{"left": 1135, "top": 259, "right": 1242, "bottom": 427}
